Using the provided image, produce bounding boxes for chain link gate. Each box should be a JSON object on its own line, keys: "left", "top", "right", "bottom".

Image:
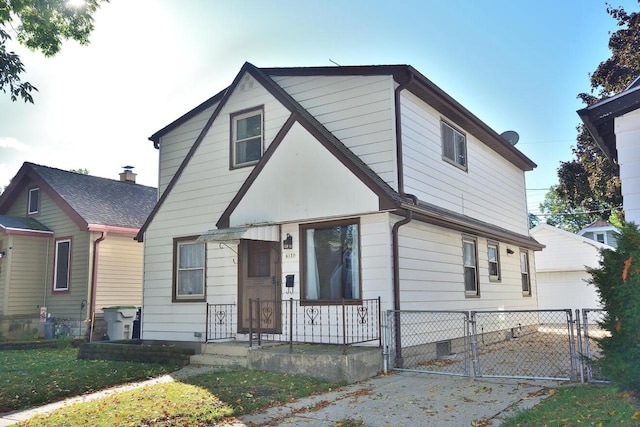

{"left": 577, "top": 309, "right": 608, "bottom": 383}
{"left": 384, "top": 310, "right": 470, "bottom": 376}
{"left": 471, "top": 309, "right": 578, "bottom": 381}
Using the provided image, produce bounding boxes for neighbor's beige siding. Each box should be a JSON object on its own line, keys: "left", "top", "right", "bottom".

{"left": 94, "top": 233, "right": 143, "bottom": 312}
{"left": 5, "top": 184, "right": 91, "bottom": 319}
{"left": 4, "top": 234, "right": 51, "bottom": 317}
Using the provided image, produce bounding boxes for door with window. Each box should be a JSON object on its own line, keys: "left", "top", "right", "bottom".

{"left": 238, "top": 240, "right": 281, "bottom": 333}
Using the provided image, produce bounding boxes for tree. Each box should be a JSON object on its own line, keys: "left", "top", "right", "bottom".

{"left": 0, "top": 0, "right": 105, "bottom": 103}
{"left": 555, "top": 3, "right": 640, "bottom": 218}
{"left": 70, "top": 168, "right": 89, "bottom": 174}
{"left": 587, "top": 222, "right": 640, "bottom": 393}
{"left": 539, "top": 186, "right": 594, "bottom": 233}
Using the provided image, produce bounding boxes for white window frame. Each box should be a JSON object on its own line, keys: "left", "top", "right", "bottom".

{"left": 174, "top": 239, "right": 206, "bottom": 302}
{"left": 441, "top": 121, "right": 467, "bottom": 169}
{"left": 487, "top": 241, "right": 500, "bottom": 282}
{"left": 231, "top": 108, "right": 263, "bottom": 168}
{"left": 463, "top": 236, "right": 479, "bottom": 296}
{"left": 595, "top": 232, "right": 606, "bottom": 244}
{"left": 520, "top": 250, "right": 531, "bottom": 296}
{"left": 28, "top": 187, "right": 39, "bottom": 215}
{"left": 53, "top": 238, "right": 71, "bottom": 292}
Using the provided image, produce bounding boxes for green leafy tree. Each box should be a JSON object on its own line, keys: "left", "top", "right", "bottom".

{"left": 0, "top": 0, "right": 106, "bottom": 103}
{"left": 587, "top": 222, "right": 640, "bottom": 393}
{"left": 555, "top": 3, "right": 640, "bottom": 218}
{"left": 70, "top": 168, "right": 89, "bottom": 174}
{"left": 539, "top": 185, "right": 595, "bottom": 233}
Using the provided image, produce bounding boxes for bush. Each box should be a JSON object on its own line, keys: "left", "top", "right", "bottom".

{"left": 587, "top": 221, "right": 640, "bottom": 393}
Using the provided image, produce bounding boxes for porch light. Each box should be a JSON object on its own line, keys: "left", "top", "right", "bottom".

{"left": 283, "top": 234, "right": 293, "bottom": 250}
{"left": 506, "top": 248, "right": 515, "bottom": 255}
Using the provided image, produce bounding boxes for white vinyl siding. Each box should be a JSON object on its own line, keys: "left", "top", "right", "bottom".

{"left": 615, "top": 109, "right": 640, "bottom": 225}
{"left": 400, "top": 91, "right": 529, "bottom": 236}
{"left": 396, "top": 219, "right": 538, "bottom": 312}
{"left": 272, "top": 74, "right": 397, "bottom": 188}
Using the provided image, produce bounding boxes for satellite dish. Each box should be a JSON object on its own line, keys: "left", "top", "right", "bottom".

{"left": 500, "top": 130, "right": 520, "bottom": 146}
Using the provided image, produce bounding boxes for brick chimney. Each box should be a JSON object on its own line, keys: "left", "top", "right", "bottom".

{"left": 119, "top": 166, "right": 136, "bottom": 183}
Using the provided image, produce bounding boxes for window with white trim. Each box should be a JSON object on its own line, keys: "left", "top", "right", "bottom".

{"left": 520, "top": 250, "right": 531, "bottom": 295}
{"left": 231, "top": 108, "right": 263, "bottom": 168}
{"left": 53, "top": 238, "right": 71, "bottom": 291}
{"left": 301, "top": 219, "right": 361, "bottom": 302}
{"left": 595, "top": 233, "right": 605, "bottom": 244}
{"left": 28, "top": 187, "right": 39, "bottom": 215}
{"left": 441, "top": 121, "right": 467, "bottom": 168}
{"left": 463, "top": 237, "right": 479, "bottom": 296}
{"left": 487, "top": 242, "right": 500, "bottom": 281}
{"left": 174, "top": 239, "right": 206, "bottom": 301}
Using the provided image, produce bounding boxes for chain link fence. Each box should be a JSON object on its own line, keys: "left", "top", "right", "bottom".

{"left": 578, "top": 309, "right": 608, "bottom": 382}
{"left": 384, "top": 310, "right": 470, "bottom": 376}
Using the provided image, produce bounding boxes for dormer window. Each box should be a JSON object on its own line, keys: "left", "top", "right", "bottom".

{"left": 28, "top": 187, "right": 39, "bottom": 215}
{"left": 231, "top": 107, "right": 263, "bottom": 168}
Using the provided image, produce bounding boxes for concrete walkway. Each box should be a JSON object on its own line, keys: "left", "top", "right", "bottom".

{"left": 0, "top": 367, "right": 556, "bottom": 426}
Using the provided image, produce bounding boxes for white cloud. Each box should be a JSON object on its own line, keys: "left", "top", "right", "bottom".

{"left": 0, "top": 137, "right": 30, "bottom": 151}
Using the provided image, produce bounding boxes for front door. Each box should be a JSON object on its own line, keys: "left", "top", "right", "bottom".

{"left": 238, "top": 240, "right": 281, "bottom": 333}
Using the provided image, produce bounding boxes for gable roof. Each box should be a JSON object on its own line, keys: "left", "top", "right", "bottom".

{"left": 137, "top": 62, "right": 540, "bottom": 249}
{"left": 578, "top": 80, "right": 640, "bottom": 160}
{"left": 0, "top": 163, "right": 157, "bottom": 233}
{"left": 531, "top": 223, "right": 610, "bottom": 251}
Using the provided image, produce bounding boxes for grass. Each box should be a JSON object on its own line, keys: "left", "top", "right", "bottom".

{"left": 0, "top": 346, "right": 343, "bottom": 427}
{"left": 502, "top": 383, "right": 640, "bottom": 426}
{"left": 0, "top": 346, "right": 180, "bottom": 413}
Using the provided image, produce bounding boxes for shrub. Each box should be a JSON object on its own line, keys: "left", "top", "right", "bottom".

{"left": 587, "top": 221, "right": 640, "bottom": 393}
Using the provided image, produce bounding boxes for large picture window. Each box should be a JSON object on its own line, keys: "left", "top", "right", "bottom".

{"left": 174, "top": 238, "right": 205, "bottom": 301}
{"left": 53, "top": 238, "right": 71, "bottom": 292}
{"left": 441, "top": 121, "right": 467, "bottom": 169}
{"left": 463, "top": 237, "right": 479, "bottom": 296}
{"left": 231, "top": 108, "right": 263, "bottom": 168}
{"left": 302, "top": 220, "right": 360, "bottom": 302}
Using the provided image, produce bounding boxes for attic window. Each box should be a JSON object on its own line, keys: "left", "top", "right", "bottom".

{"left": 231, "top": 107, "right": 263, "bottom": 168}
{"left": 28, "top": 187, "right": 39, "bottom": 215}
{"left": 441, "top": 121, "right": 467, "bottom": 169}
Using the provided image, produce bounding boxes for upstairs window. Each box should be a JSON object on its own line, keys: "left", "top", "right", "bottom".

{"left": 441, "top": 121, "right": 467, "bottom": 169}
{"left": 173, "top": 238, "right": 206, "bottom": 301}
{"left": 231, "top": 108, "right": 263, "bottom": 168}
{"left": 520, "top": 250, "right": 531, "bottom": 295}
{"left": 53, "top": 238, "right": 71, "bottom": 292}
{"left": 28, "top": 187, "right": 39, "bottom": 215}
{"left": 463, "top": 237, "right": 479, "bottom": 296}
{"left": 487, "top": 242, "right": 500, "bottom": 281}
{"left": 595, "top": 233, "right": 606, "bottom": 244}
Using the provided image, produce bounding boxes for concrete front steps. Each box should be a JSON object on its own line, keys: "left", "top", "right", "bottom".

{"left": 190, "top": 341, "right": 383, "bottom": 384}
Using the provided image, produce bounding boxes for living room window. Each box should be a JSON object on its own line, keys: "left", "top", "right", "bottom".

{"left": 231, "top": 107, "right": 263, "bottom": 168}
{"left": 441, "top": 121, "right": 467, "bottom": 169}
{"left": 53, "top": 238, "right": 71, "bottom": 292}
{"left": 463, "top": 237, "right": 479, "bottom": 296}
{"left": 301, "top": 219, "right": 361, "bottom": 302}
{"left": 28, "top": 187, "right": 39, "bottom": 215}
{"left": 520, "top": 250, "right": 531, "bottom": 295}
{"left": 173, "top": 238, "right": 206, "bottom": 301}
{"left": 487, "top": 242, "right": 500, "bottom": 281}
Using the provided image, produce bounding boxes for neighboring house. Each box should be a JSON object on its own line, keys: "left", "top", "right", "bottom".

{"left": 577, "top": 219, "right": 619, "bottom": 248}
{"left": 136, "top": 62, "right": 543, "bottom": 346}
{"left": 578, "top": 77, "right": 640, "bottom": 224}
{"left": 0, "top": 163, "right": 156, "bottom": 340}
{"left": 530, "top": 223, "right": 608, "bottom": 310}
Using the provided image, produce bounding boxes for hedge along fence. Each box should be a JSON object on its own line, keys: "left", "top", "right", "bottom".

{"left": 77, "top": 339, "right": 195, "bottom": 366}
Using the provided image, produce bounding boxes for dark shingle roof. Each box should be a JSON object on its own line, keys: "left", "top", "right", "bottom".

{"left": 26, "top": 163, "right": 156, "bottom": 229}
{"left": 0, "top": 215, "right": 52, "bottom": 232}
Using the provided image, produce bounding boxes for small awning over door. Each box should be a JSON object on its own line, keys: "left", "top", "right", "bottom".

{"left": 197, "top": 224, "right": 280, "bottom": 244}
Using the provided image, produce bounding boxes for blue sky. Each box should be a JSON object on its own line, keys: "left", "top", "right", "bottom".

{"left": 0, "top": 0, "right": 637, "bottom": 216}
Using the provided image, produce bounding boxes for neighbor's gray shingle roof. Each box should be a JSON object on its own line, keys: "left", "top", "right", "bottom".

{"left": 0, "top": 215, "right": 52, "bottom": 232}
{"left": 27, "top": 163, "right": 157, "bottom": 229}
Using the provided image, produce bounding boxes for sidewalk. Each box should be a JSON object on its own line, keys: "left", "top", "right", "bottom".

{"left": 1, "top": 368, "right": 556, "bottom": 426}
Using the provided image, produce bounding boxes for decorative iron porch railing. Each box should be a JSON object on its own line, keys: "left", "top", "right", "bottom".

{"left": 206, "top": 298, "right": 382, "bottom": 353}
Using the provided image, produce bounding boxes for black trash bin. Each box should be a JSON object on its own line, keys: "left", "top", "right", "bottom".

{"left": 132, "top": 307, "right": 141, "bottom": 339}
{"left": 44, "top": 317, "right": 55, "bottom": 339}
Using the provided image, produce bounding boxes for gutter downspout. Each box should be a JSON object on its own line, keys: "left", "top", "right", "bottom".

{"left": 89, "top": 231, "right": 107, "bottom": 342}
{"left": 391, "top": 73, "right": 419, "bottom": 369}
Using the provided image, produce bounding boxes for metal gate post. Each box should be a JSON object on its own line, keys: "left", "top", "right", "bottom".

{"left": 575, "top": 309, "right": 585, "bottom": 383}
{"left": 469, "top": 311, "right": 480, "bottom": 377}
{"left": 566, "top": 309, "right": 578, "bottom": 381}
